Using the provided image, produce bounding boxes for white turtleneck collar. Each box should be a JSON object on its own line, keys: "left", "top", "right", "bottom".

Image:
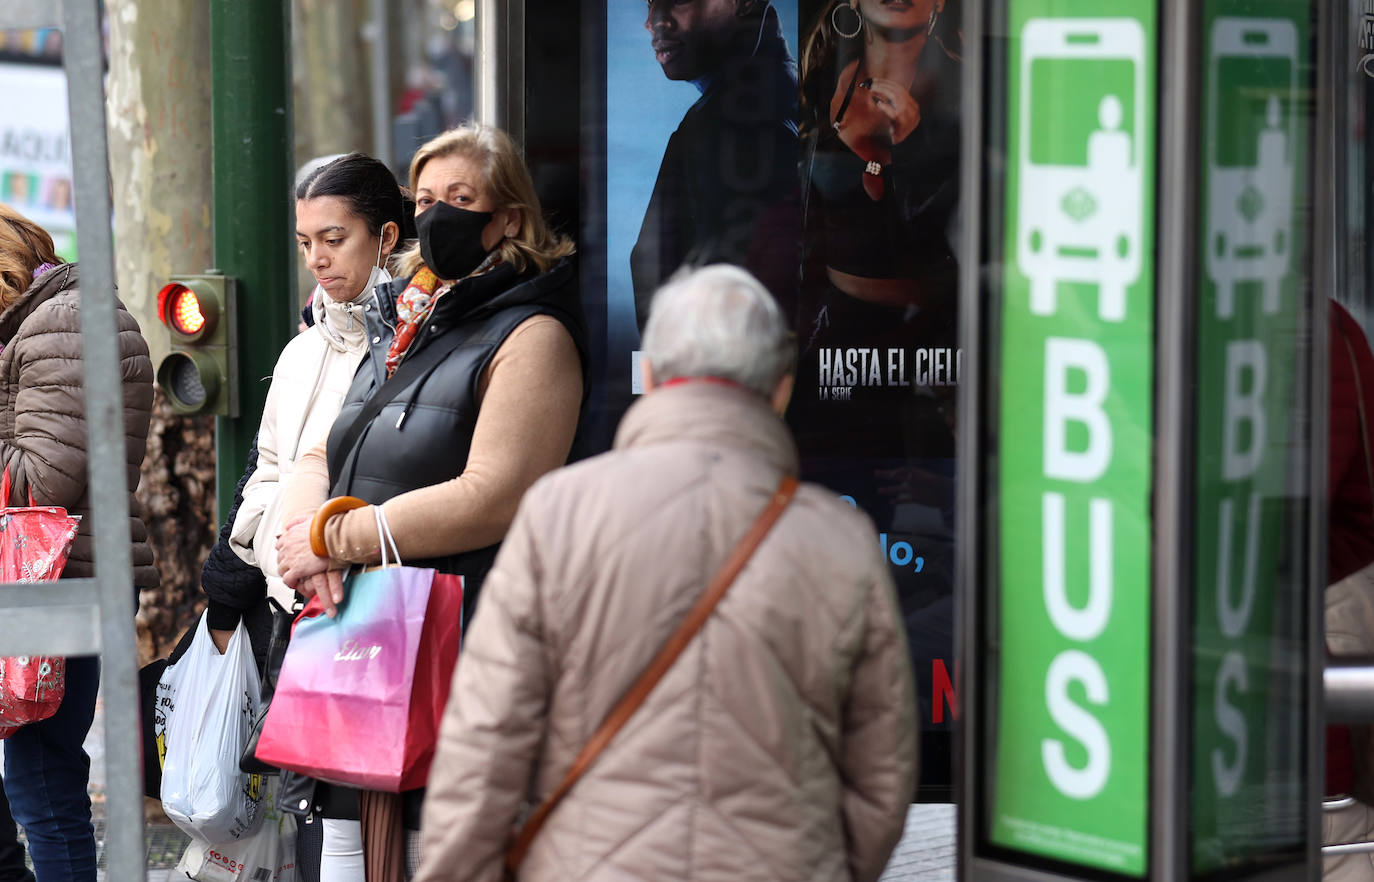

{"left": 311, "top": 268, "right": 389, "bottom": 354}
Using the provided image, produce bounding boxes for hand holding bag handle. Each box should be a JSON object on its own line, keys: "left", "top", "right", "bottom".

{"left": 503, "top": 474, "right": 800, "bottom": 875}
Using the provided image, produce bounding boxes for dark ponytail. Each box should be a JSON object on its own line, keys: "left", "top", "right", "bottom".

{"left": 296, "top": 153, "right": 405, "bottom": 237}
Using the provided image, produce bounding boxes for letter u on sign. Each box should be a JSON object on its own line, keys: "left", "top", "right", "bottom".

{"left": 1043, "top": 492, "right": 1114, "bottom": 641}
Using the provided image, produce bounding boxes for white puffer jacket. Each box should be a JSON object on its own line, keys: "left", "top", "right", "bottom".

{"left": 229, "top": 277, "right": 387, "bottom": 604}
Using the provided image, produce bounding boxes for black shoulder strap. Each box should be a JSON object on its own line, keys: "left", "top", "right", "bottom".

{"left": 329, "top": 330, "right": 470, "bottom": 479}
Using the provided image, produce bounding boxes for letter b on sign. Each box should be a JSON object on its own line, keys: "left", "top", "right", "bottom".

{"left": 1044, "top": 338, "right": 1113, "bottom": 482}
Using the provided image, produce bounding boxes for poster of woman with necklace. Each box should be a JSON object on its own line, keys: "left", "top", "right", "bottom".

{"left": 790, "top": 0, "right": 964, "bottom": 797}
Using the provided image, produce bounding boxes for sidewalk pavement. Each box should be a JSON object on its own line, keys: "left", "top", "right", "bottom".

{"left": 78, "top": 695, "right": 956, "bottom": 880}
{"left": 882, "top": 804, "right": 957, "bottom": 882}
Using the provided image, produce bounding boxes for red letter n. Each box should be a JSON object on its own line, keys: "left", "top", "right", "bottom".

{"left": 933, "top": 658, "right": 958, "bottom": 723}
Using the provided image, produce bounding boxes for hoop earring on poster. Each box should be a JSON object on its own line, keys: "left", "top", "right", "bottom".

{"left": 832, "top": 2, "right": 863, "bottom": 39}
{"left": 928, "top": 5, "right": 939, "bottom": 35}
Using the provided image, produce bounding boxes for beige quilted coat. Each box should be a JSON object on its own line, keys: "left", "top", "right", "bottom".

{"left": 416, "top": 381, "right": 917, "bottom": 882}
{"left": 0, "top": 264, "right": 156, "bottom": 587}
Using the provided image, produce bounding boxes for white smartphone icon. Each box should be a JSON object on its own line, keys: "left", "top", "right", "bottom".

{"left": 1016, "top": 18, "right": 1147, "bottom": 323}
{"left": 1204, "top": 18, "right": 1298, "bottom": 319}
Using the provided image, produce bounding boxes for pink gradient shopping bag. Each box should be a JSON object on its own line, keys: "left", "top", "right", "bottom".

{"left": 253, "top": 564, "right": 463, "bottom": 792}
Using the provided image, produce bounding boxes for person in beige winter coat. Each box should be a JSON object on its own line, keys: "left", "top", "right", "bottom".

{"left": 415, "top": 264, "right": 917, "bottom": 882}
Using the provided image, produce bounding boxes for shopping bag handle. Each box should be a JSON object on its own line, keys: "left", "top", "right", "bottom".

{"left": 0, "top": 466, "right": 35, "bottom": 508}
{"left": 310, "top": 496, "right": 368, "bottom": 556}
{"left": 373, "top": 505, "right": 403, "bottom": 567}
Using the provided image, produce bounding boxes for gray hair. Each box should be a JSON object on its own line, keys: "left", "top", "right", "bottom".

{"left": 642, "top": 265, "right": 795, "bottom": 398}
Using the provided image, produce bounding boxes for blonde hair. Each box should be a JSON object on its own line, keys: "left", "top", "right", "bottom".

{"left": 397, "top": 123, "right": 574, "bottom": 278}
{"left": 0, "top": 203, "right": 61, "bottom": 312}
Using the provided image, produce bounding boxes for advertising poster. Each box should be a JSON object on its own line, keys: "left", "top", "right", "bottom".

{"left": 603, "top": 1, "right": 962, "bottom": 795}
{"left": 0, "top": 61, "right": 75, "bottom": 259}
{"left": 991, "top": 2, "right": 1156, "bottom": 874}
{"left": 605, "top": 0, "right": 802, "bottom": 379}
{"left": 789, "top": 0, "right": 964, "bottom": 791}
{"left": 1190, "top": 2, "right": 1311, "bottom": 874}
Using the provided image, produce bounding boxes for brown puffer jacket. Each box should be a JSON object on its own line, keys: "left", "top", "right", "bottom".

{"left": 0, "top": 264, "right": 157, "bottom": 588}
{"left": 416, "top": 381, "right": 917, "bottom": 882}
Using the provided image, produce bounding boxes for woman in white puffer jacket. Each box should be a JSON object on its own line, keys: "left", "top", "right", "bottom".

{"left": 228, "top": 154, "right": 404, "bottom": 610}
{"left": 210, "top": 153, "right": 406, "bottom": 882}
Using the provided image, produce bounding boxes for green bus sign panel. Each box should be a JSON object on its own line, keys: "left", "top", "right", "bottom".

{"left": 1191, "top": 2, "right": 1310, "bottom": 873}
{"left": 993, "top": 3, "right": 1157, "bottom": 875}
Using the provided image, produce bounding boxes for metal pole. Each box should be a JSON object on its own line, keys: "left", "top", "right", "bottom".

{"left": 63, "top": 1, "right": 145, "bottom": 877}
{"left": 475, "top": 0, "right": 525, "bottom": 145}
{"left": 476, "top": 0, "right": 499, "bottom": 128}
{"left": 209, "top": 0, "right": 296, "bottom": 524}
{"left": 954, "top": 0, "right": 987, "bottom": 877}
{"left": 368, "top": 0, "right": 393, "bottom": 166}
{"left": 1311, "top": 1, "right": 1339, "bottom": 877}
{"left": 1324, "top": 661, "right": 1374, "bottom": 724}
{"left": 1152, "top": 0, "right": 1200, "bottom": 877}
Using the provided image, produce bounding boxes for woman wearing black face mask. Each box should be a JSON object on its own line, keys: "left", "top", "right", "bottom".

{"left": 272, "top": 124, "right": 588, "bottom": 881}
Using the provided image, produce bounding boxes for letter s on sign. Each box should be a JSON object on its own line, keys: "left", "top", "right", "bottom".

{"left": 1212, "top": 651, "right": 1249, "bottom": 798}
{"left": 1042, "top": 649, "right": 1111, "bottom": 800}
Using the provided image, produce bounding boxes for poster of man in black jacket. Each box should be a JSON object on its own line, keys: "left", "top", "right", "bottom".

{"left": 630, "top": 0, "right": 801, "bottom": 330}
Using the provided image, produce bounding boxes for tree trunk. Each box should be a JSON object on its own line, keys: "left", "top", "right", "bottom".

{"left": 106, "top": 0, "right": 218, "bottom": 662}
{"left": 288, "top": 0, "right": 376, "bottom": 313}
{"left": 293, "top": 0, "right": 373, "bottom": 163}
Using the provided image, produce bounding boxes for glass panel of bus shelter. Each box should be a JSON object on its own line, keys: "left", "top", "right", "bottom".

{"left": 576, "top": 2, "right": 963, "bottom": 798}
{"left": 982, "top": 0, "right": 1157, "bottom": 876}
{"left": 1319, "top": 0, "right": 1374, "bottom": 871}
{"left": 1355, "top": 1, "right": 1374, "bottom": 326}
{"left": 1189, "top": 3, "right": 1314, "bottom": 876}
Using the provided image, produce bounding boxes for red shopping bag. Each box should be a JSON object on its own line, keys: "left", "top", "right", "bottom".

{"left": 0, "top": 468, "right": 81, "bottom": 739}
{"left": 253, "top": 564, "right": 463, "bottom": 792}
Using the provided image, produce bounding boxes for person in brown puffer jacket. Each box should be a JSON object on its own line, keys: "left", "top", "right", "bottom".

{"left": 0, "top": 203, "right": 155, "bottom": 882}
{"left": 415, "top": 264, "right": 917, "bottom": 882}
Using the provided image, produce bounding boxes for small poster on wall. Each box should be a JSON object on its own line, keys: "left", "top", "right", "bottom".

{"left": 0, "top": 61, "right": 75, "bottom": 260}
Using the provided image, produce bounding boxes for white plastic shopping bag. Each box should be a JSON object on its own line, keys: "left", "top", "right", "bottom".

{"left": 160, "top": 614, "right": 266, "bottom": 843}
{"left": 175, "top": 778, "right": 298, "bottom": 882}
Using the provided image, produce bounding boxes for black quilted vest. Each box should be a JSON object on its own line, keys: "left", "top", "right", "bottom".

{"left": 326, "top": 257, "right": 587, "bottom": 625}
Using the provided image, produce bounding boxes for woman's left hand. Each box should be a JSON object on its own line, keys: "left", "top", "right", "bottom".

{"left": 298, "top": 570, "right": 347, "bottom": 618}
{"left": 277, "top": 512, "right": 331, "bottom": 587}
{"left": 865, "top": 77, "right": 922, "bottom": 144}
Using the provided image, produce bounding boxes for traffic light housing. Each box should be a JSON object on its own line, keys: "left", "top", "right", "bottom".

{"left": 154, "top": 273, "right": 238, "bottom": 416}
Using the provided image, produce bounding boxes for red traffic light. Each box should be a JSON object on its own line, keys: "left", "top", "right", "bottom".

{"left": 154, "top": 273, "right": 235, "bottom": 416}
{"left": 157, "top": 282, "right": 218, "bottom": 340}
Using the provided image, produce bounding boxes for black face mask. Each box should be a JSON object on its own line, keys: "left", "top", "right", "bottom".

{"left": 416, "top": 200, "right": 495, "bottom": 280}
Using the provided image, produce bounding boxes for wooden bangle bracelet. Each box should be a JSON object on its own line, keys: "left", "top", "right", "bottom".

{"left": 309, "top": 496, "right": 368, "bottom": 557}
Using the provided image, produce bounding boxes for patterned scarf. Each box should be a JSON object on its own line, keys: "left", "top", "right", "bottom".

{"left": 384, "top": 267, "right": 442, "bottom": 378}
{"left": 384, "top": 254, "right": 503, "bottom": 377}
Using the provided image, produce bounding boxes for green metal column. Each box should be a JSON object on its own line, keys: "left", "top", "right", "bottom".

{"left": 210, "top": 0, "right": 295, "bottom": 524}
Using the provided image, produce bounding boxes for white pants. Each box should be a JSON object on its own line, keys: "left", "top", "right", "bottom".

{"left": 319, "top": 817, "right": 421, "bottom": 881}
{"left": 320, "top": 819, "right": 364, "bottom": 882}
